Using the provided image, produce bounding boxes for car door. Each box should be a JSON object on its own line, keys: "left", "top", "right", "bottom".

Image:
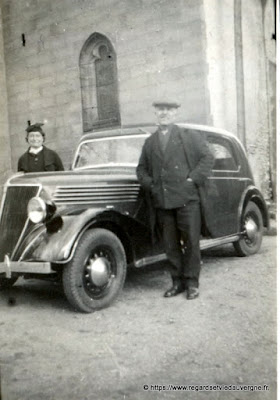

{"left": 203, "top": 133, "right": 249, "bottom": 237}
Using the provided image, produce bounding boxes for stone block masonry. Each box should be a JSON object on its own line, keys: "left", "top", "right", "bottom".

{"left": 0, "top": 5, "right": 12, "bottom": 189}
{"left": 1, "top": 0, "right": 209, "bottom": 170}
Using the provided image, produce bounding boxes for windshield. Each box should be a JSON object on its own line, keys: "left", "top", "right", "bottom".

{"left": 73, "top": 134, "right": 150, "bottom": 170}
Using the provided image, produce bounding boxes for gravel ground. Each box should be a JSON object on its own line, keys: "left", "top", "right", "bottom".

{"left": 0, "top": 235, "right": 277, "bottom": 400}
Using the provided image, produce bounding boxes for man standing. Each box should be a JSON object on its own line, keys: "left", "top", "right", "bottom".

{"left": 136, "top": 101, "right": 214, "bottom": 300}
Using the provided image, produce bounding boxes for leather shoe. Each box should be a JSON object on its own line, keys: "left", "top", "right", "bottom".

{"left": 186, "top": 287, "right": 199, "bottom": 300}
{"left": 164, "top": 283, "right": 184, "bottom": 298}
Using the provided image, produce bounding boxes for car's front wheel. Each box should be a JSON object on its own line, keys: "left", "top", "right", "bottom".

{"left": 234, "top": 201, "right": 263, "bottom": 256}
{"left": 63, "top": 228, "right": 127, "bottom": 313}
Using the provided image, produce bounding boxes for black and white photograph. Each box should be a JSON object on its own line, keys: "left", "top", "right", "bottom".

{"left": 0, "top": 0, "right": 277, "bottom": 399}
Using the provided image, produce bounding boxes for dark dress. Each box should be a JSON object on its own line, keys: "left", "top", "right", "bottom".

{"left": 18, "top": 146, "right": 64, "bottom": 173}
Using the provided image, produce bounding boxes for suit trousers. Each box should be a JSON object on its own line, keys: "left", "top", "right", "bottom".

{"left": 157, "top": 201, "right": 201, "bottom": 288}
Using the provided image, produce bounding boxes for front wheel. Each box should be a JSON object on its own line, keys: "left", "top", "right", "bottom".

{"left": 234, "top": 201, "right": 263, "bottom": 256}
{"left": 63, "top": 228, "right": 127, "bottom": 313}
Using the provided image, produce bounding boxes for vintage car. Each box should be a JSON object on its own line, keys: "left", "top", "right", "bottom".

{"left": 0, "top": 124, "right": 269, "bottom": 312}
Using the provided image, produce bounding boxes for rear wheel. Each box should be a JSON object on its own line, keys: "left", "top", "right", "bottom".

{"left": 234, "top": 201, "right": 263, "bottom": 256}
{"left": 63, "top": 228, "right": 127, "bottom": 313}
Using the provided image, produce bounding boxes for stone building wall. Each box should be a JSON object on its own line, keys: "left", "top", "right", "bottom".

{"left": 203, "top": 0, "right": 275, "bottom": 198}
{"left": 203, "top": 0, "right": 237, "bottom": 135}
{"left": 0, "top": 0, "right": 275, "bottom": 198}
{"left": 263, "top": 0, "right": 276, "bottom": 200}
{"left": 1, "top": 0, "right": 209, "bottom": 171}
{"left": 242, "top": 0, "right": 271, "bottom": 198}
{"left": 0, "top": 2, "right": 12, "bottom": 189}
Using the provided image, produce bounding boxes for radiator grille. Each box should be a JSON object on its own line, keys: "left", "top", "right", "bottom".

{"left": 53, "top": 184, "right": 140, "bottom": 205}
{"left": 0, "top": 185, "right": 39, "bottom": 261}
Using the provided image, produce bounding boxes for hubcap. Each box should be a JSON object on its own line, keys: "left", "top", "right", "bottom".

{"left": 244, "top": 217, "right": 258, "bottom": 242}
{"left": 83, "top": 247, "right": 116, "bottom": 298}
{"left": 87, "top": 256, "right": 110, "bottom": 287}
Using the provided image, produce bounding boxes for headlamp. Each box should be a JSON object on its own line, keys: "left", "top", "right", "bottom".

{"left": 27, "top": 197, "right": 47, "bottom": 223}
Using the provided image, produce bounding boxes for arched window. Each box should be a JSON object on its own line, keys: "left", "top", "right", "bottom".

{"left": 80, "top": 33, "right": 120, "bottom": 132}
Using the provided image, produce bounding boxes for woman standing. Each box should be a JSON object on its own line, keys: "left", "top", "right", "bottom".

{"left": 18, "top": 123, "right": 64, "bottom": 173}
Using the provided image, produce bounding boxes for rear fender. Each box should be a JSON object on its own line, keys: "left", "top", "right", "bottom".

{"left": 238, "top": 186, "right": 269, "bottom": 228}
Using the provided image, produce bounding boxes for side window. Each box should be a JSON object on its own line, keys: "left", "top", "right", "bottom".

{"left": 207, "top": 136, "right": 239, "bottom": 171}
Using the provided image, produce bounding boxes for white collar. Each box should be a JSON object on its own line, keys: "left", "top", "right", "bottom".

{"left": 29, "top": 146, "right": 43, "bottom": 154}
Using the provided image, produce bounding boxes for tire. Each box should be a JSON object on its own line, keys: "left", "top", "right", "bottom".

{"left": 234, "top": 201, "right": 263, "bottom": 256}
{"left": 0, "top": 276, "right": 18, "bottom": 289}
{"left": 62, "top": 228, "right": 127, "bottom": 313}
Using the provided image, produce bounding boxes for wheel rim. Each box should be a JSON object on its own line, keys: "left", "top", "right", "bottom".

{"left": 83, "top": 246, "right": 116, "bottom": 299}
{"left": 243, "top": 212, "right": 261, "bottom": 247}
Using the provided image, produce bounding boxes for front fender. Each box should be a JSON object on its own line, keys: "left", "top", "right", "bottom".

{"left": 20, "top": 208, "right": 104, "bottom": 262}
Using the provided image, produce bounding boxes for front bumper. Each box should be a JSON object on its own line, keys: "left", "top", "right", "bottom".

{"left": 0, "top": 255, "right": 53, "bottom": 278}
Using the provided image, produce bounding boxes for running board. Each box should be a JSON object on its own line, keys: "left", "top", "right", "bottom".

{"left": 200, "top": 234, "right": 240, "bottom": 250}
{"left": 134, "top": 233, "right": 241, "bottom": 268}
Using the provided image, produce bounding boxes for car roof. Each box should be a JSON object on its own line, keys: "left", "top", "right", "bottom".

{"left": 79, "top": 125, "right": 155, "bottom": 142}
{"left": 81, "top": 124, "right": 248, "bottom": 161}
{"left": 73, "top": 123, "right": 248, "bottom": 170}
{"left": 79, "top": 123, "right": 239, "bottom": 143}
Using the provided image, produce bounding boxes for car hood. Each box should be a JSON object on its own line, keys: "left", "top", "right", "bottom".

{"left": 7, "top": 168, "right": 137, "bottom": 187}
{"left": 6, "top": 168, "right": 139, "bottom": 215}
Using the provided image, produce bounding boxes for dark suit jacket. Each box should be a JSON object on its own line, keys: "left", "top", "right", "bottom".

{"left": 136, "top": 124, "right": 214, "bottom": 235}
{"left": 18, "top": 146, "right": 64, "bottom": 173}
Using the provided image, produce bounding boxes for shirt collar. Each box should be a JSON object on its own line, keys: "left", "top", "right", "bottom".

{"left": 29, "top": 146, "right": 43, "bottom": 154}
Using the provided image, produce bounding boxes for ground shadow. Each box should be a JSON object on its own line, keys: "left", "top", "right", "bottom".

{"left": 0, "top": 279, "right": 71, "bottom": 312}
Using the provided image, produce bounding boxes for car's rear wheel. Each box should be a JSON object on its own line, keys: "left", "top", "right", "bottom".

{"left": 62, "top": 228, "right": 127, "bottom": 313}
{"left": 234, "top": 201, "right": 263, "bottom": 256}
{"left": 0, "top": 276, "right": 18, "bottom": 289}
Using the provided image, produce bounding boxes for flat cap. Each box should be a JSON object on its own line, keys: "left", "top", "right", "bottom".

{"left": 152, "top": 100, "right": 181, "bottom": 108}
